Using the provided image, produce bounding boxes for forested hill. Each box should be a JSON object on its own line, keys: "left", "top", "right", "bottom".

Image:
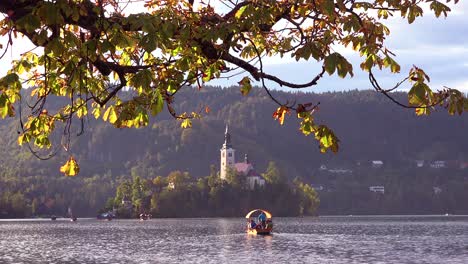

{"left": 2, "top": 86, "right": 468, "bottom": 179}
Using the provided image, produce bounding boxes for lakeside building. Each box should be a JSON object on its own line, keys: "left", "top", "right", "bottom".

{"left": 220, "top": 125, "right": 265, "bottom": 190}
{"left": 430, "top": 161, "right": 447, "bottom": 169}
{"left": 369, "top": 186, "right": 385, "bottom": 194}
{"left": 416, "top": 160, "right": 424, "bottom": 167}
{"left": 371, "top": 160, "right": 384, "bottom": 168}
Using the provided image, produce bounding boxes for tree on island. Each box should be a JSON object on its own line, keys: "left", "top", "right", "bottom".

{"left": 262, "top": 161, "right": 286, "bottom": 185}
{"left": 0, "top": 0, "right": 465, "bottom": 175}
{"left": 108, "top": 166, "right": 320, "bottom": 218}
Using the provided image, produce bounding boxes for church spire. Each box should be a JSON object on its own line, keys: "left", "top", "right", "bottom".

{"left": 223, "top": 124, "right": 232, "bottom": 148}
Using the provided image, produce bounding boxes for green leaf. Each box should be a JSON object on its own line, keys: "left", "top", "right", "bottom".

{"left": 408, "top": 82, "right": 429, "bottom": 106}
{"left": 238, "top": 77, "right": 252, "bottom": 96}
{"left": 314, "top": 125, "right": 339, "bottom": 153}
{"left": 383, "top": 55, "right": 401, "bottom": 73}
{"left": 151, "top": 91, "right": 164, "bottom": 116}
{"left": 131, "top": 69, "right": 153, "bottom": 91}
{"left": 0, "top": 93, "right": 14, "bottom": 118}
{"left": 324, "top": 53, "right": 338, "bottom": 75}
{"left": 324, "top": 53, "right": 353, "bottom": 77}
{"left": 322, "top": 0, "right": 335, "bottom": 16}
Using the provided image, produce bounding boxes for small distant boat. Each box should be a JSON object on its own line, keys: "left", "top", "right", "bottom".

{"left": 51, "top": 215, "right": 57, "bottom": 221}
{"left": 245, "top": 209, "right": 273, "bottom": 235}
{"left": 68, "top": 207, "right": 77, "bottom": 222}
{"left": 140, "top": 213, "right": 151, "bottom": 221}
{"left": 97, "top": 212, "right": 114, "bottom": 221}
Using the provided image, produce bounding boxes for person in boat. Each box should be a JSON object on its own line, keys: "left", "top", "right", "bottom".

{"left": 249, "top": 219, "right": 257, "bottom": 229}
{"left": 258, "top": 211, "right": 267, "bottom": 228}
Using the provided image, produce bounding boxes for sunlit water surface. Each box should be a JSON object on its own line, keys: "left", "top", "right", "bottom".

{"left": 1, "top": 216, "right": 467, "bottom": 263}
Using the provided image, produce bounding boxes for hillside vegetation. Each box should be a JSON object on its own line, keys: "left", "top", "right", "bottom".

{"left": 1, "top": 87, "right": 467, "bottom": 217}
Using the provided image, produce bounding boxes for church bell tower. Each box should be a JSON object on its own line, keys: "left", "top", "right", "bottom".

{"left": 220, "top": 125, "right": 235, "bottom": 180}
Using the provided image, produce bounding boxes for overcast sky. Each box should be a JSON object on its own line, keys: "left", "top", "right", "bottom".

{"left": 1, "top": 1, "right": 467, "bottom": 93}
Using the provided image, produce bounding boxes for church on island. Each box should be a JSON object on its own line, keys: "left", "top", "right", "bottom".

{"left": 220, "top": 125, "right": 266, "bottom": 190}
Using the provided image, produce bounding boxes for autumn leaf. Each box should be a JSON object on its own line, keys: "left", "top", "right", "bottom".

{"left": 180, "top": 119, "right": 192, "bottom": 128}
{"left": 60, "top": 156, "right": 80, "bottom": 177}
{"left": 273, "top": 106, "right": 290, "bottom": 125}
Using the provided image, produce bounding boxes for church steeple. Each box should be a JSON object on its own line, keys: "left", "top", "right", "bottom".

{"left": 223, "top": 124, "right": 232, "bottom": 148}
{"left": 220, "top": 124, "right": 235, "bottom": 180}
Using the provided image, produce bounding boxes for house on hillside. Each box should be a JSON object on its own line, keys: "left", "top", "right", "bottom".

{"left": 459, "top": 161, "right": 468, "bottom": 169}
{"left": 415, "top": 160, "right": 424, "bottom": 168}
{"left": 220, "top": 125, "right": 265, "bottom": 190}
{"left": 328, "top": 168, "right": 353, "bottom": 174}
{"left": 430, "top": 160, "right": 446, "bottom": 169}
{"left": 369, "top": 186, "right": 385, "bottom": 194}
{"left": 312, "top": 185, "right": 325, "bottom": 191}
{"left": 371, "top": 160, "right": 384, "bottom": 168}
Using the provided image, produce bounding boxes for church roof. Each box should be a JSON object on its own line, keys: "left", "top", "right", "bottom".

{"left": 234, "top": 162, "right": 253, "bottom": 174}
{"left": 234, "top": 162, "right": 262, "bottom": 178}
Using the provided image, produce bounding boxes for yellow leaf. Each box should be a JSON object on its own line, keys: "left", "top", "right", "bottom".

{"left": 92, "top": 107, "right": 101, "bottom": 119}
{"left": 235, "top": 6, "right": 248, "bottom": 19}
{"left": 415, "top": 107, "right": 429, "bottom": 116}
{"left": 180, "top": 119, "right": 192, "bottom": 128}
{"left": 60, "top": 156, "right": 80, "bottom": 177}
{"left": 102, "top": 106, "right": 118, "bottom": 124}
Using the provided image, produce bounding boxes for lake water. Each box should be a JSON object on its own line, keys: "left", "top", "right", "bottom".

{"left": 0, "top": 215, "right": 467, "bottom": 263}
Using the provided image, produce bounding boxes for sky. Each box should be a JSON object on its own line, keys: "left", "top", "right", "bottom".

{"left": 1, "top": 1, "right": 467, "bottom": 93}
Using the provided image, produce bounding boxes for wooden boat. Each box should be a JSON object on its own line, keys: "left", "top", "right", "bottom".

{"left": 245, "top": 209, "right": 273, "bottom": 235}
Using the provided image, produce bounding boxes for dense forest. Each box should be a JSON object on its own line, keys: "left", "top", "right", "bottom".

{"left": 1, "top": 87, "right": 468, "bottom": 217}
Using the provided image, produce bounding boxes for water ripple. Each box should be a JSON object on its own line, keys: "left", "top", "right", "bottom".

{"left": 0, "top": 216, "right": 467, "bottom": 263}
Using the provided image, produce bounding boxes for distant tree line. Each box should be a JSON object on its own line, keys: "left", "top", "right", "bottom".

{"left": 0, "top": 171, "right": 117, "bottom": 218}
